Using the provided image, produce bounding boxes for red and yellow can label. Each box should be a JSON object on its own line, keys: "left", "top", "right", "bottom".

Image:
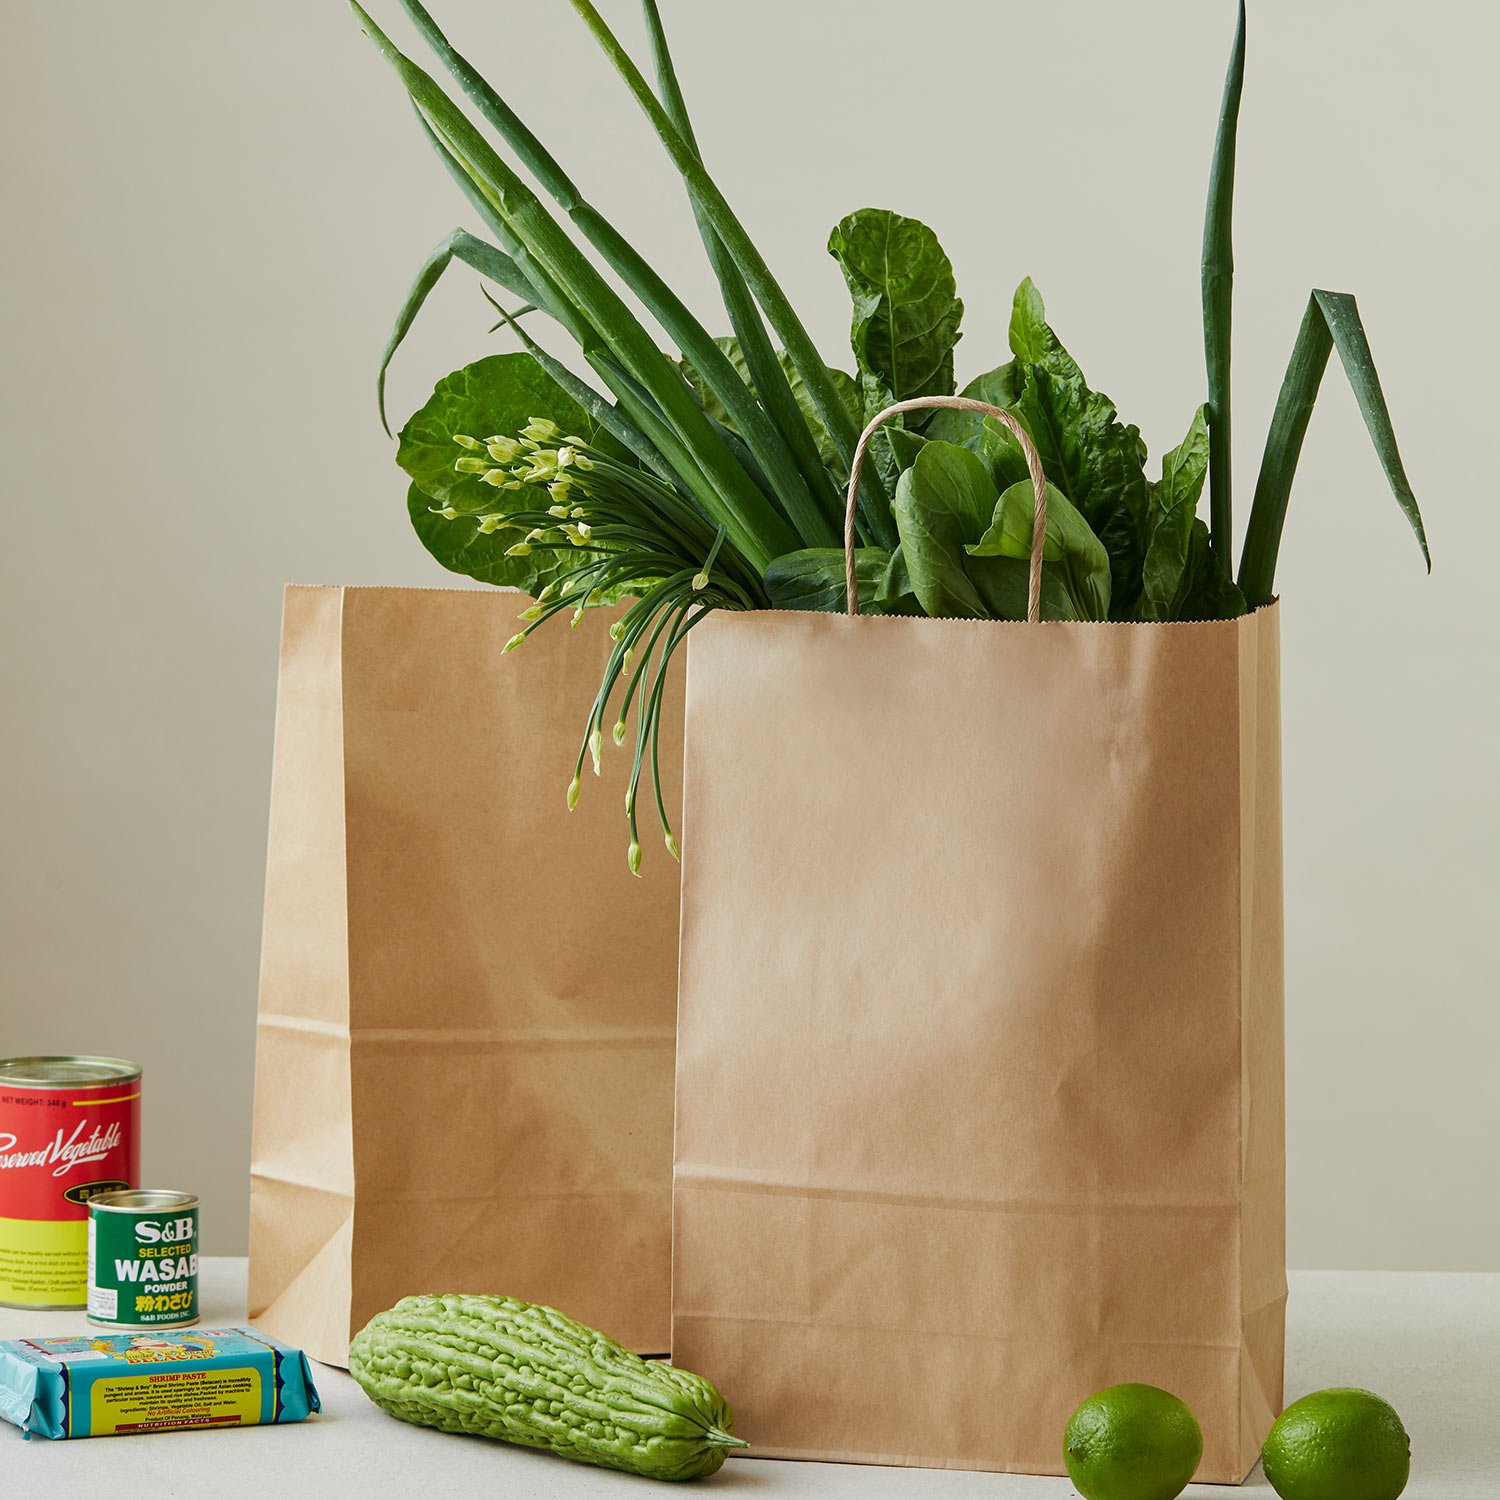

{"left": 0, "top": 1081, "right": 140, "bottom": 1307}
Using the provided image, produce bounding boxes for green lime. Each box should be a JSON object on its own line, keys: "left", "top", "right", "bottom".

{"left": 1261, "top": 1387, "right": 1410, "bottom": 1500}
{"left": 1063, "top": 1383, "right": 1203, "bottom": 1500}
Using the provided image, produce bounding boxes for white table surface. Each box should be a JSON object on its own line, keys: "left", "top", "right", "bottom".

{"left": 2, "top": 1260, "right": 1494, "bottom": 1496}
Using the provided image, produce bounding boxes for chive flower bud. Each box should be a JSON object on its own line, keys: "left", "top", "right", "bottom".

{"left": 665, "top": 832, "right": 681, "bottom": 862}
{"left": 548, "top": 504, "right": 570, "bottom": 519}
{"left": 506, "top": 543, "right": 532, "bottom": 557}
{"left": 454, "top": 456, "right": 489, "bottom": 474}
{"left": 481, "top": 468, "right": 513, "bottom": 486}
{"left": 429, "top": 504, "right": 459, "bottom": 520}
{"left": 486, "top": 437, "right": 523, "bottom": 464}
{"left": 566, "top": 776, "right": 581, "bottom": 812}
{"left": 518, "top": 605, "right": 544, "bottom": 622}
{"left": 502, "top": 632, "right": 526, "bottom": 653}
{"left": 609, "top": 621, "right": 625, "bottom": 642}
{"left": 612, "top": 719, "right": 626, "bottom": 746}
{"left": 453, "top": 433, "right": 483, "bottom": 451}
{"left": 627, "top": 840, "right": 642, "bottom": 877}
{"left": 477, "top": 514, "right": 506, "bottom": 534}
{"left": 589, "top": 727, "right": 603, "bottom": 774}
{"left": 571, "top": 606, "right": 585, "bottom": 627}
{"left": 692, "top": 570, "right": 710, "bottom": 591}
{"left": 522, "top": 416, "right": 560, "bottom": 441}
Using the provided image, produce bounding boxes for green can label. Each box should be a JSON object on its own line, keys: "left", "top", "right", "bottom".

{"left": 86, "top": 1190, "right": 198, "bottom": 1329}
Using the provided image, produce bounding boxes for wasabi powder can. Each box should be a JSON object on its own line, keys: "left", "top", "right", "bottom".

{"left": 88, "top": 1190, "right": 199, "bottom": 1330}
{"left": 0, "top": 1057, "right": 141, "bottom": 1309}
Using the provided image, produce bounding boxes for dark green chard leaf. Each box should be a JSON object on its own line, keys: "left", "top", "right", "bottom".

{"left": 828, "top": 207, "right": 964, "bottom": 493}
{"left": 763, "top": 548, "right": 920, "bottom": 614}
{"left": 966, "top": 480, "right": 1112, "bottom": 622}
{"left": 891, "top": 441, "right": 995, "bottom": 618}
{"left": 827, "top": 208, "right": 964, "bottom": 419}
{"left": 1008, "top": 279, "right": 1151, "bottom": 616}
{"left": 1238, "top": 290, "right": 1429, "bottom": 607}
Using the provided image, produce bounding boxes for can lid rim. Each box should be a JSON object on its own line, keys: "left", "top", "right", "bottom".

{"left": 89, "top": 1190, "right": 198, "bottom": 1213}
{"left": 0, "top": 1056, "right": 143, "bottom": 1087}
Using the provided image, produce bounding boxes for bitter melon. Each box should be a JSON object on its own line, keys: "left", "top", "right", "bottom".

{"left": 348, "top": 1293, "right": 746, "bottom": 1481}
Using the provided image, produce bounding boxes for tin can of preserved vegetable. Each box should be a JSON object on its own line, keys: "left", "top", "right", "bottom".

{"left": 0, "top": 1056, "right": 141, "bottom": 1309}
{"left": 87, "top": 1189, "right": 199, "bottom": 1330}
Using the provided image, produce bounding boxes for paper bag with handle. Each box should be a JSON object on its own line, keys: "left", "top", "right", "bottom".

{"left": 249, "top": 585, "right": 682, "bottom": 1366}
{"left": 671, "top": 399, "right": 1284, "bottom": 1479}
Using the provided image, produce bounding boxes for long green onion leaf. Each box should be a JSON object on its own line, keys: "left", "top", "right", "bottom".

{"left": 350, "top": 1, "right": 798, "bottom": 571}
{"left": 564, "top": 0, "right": 898, "bottom": 550}
{"left": 392, "top": 0, "right": 834, "bottom": 548}
{"left": 1238, "top": 289, "right": 1429, "bottom": 606}
{"left": 378, "top": 228, "right": 536, "bottom": 434}
{"left": 480, "top": 287, "right": 675, "bottom": 481}
{"left": 640, "top": 0, "right": 843, "bottom": 533}
{"left": 1202, "top": 0, "right": 1245, "bottom": 566}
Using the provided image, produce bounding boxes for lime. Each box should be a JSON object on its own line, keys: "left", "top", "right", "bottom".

{"left": 1261, "top": 1387, "right": 1410, "bottom": 1500}
{"left": 1063, "top": 1383, "right": 1203, "bottom": 1500}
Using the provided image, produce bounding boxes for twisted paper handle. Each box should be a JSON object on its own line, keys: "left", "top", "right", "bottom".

{"left": 843, "top": 397, "right": 1048, "bottom": 622}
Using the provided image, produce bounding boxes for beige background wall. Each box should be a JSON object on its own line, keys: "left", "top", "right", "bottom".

{"left": 1, "top": 2, "right": 1495, "bottom": 1265}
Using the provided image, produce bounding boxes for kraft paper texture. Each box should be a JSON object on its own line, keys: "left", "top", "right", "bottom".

{"left": 250, "top": 586, "right": 682, "bottom": 1366}
{"left": 673, "top": 605, "right": 1285, "bottom": 1481}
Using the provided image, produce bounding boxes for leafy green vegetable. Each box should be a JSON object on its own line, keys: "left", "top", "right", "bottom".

{"left": 355, "top": 0, "right": 1430, "bottom": 865}
{"left": 891, "top": 442, "right": 996, "bottom": 618}
{"left": 828, "top": 208, "right": 964, "bottom": 493}
{"left": 922, "top": 364, "right": 1021, "bottom": 451}
{"left": 764, "top": 548, "right": 920, "bottom": 615}
{"left": 967, "top": 480, "right": 1111, "bottom": 622}
{"left": 1136, "top": 406, "right": 1210, "bottom": 621}
{"left": 1009, "top": 281, "right": 1151, "bottom": 616}
{"left": 827, "top": 208, "right": 963, "bottom": 420}
{"left": 1238, "top": 290, "right": 1430, "bottom": 606}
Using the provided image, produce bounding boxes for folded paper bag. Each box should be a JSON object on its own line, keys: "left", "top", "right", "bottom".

{"left": 249, "top": 585, "right": 683, "bottom": 1367}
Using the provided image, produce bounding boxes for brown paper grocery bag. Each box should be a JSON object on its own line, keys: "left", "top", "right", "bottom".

{"left": 250, "top": 585, "right": 681, "bottom": 1366}
{"left": 672, "top": 401, "right": 1284, "bottom": 1480}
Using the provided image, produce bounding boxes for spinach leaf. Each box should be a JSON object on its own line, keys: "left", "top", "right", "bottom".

{"left": 1132, "top": 405, "right": 1246, "bottom": 622}
{"left": 1008, "top": 279, "right": 1151, "bottom": 616}
{"left": 827, "top": 208, "right": 964, "bottom": 423}
{"left": 891, "top": 441, "right": 995, "bottom": 618}
{"left": 966, "top": 480, "right": 1112, "bottom": 622}
{"left": 1136, "top": 405, "right": 1210, "bottom": 621}
{"left": 1175, "top": 520, "right": 1247, "bottom": 620}
{"left": 921, "top": 363, "right": 1030, "bottom": 490}
{"left": 764, "top": 547, "right": 920, "bottom": 614}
